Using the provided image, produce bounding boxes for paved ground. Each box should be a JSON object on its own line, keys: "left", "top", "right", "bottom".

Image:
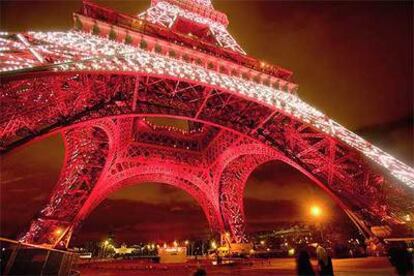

{"left": 78, "top": 257, "right": 396, "bottom": 275}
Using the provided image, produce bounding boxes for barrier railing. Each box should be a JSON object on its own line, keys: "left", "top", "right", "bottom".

{"left": 0, "top": 237, "right": 79, "bottom": 275}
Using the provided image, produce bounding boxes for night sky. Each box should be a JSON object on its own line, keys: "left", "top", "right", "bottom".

{"left": 0, "top": 0, "right": 412, "bottom": 245}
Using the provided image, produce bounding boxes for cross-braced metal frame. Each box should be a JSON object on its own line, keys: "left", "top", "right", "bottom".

{"left": 1, "top": 0, "right": 413, "bottom": 248}
{"left": 1, "top": 72, "right": 412, "bottom": 248}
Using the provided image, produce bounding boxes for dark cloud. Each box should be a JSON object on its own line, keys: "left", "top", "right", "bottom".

{"left": 356, "top": 117, "right": 413, "bottom": 166}
{"left": 72, "top": 195, "right": 210, "bottom": 244}
{"left": 0, "top": 135, "right": 63, "bottom": 238}
{"left": 108, "top": 182, "right": 196, "bottom": 205}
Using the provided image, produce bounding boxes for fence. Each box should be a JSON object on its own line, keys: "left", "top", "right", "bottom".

{"left": 0, "top": 237, "right": 78, "bottom": 275}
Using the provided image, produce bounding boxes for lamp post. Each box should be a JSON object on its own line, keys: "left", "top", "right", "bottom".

{"left": 211, "top": 240, "right": 217, "bottom": 250}
{"left": 184, "top": 240, "right": 190, "bottom": 255}
{"left": 101, "top": 239, "right": 110, "bottom": 258}
{"left": 310, "top": 205, "right": 324, "bottom": 241}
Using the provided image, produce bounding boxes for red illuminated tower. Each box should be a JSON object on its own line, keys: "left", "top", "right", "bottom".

{"left": 1, "top": 0, "right": 413, "bottom": 248}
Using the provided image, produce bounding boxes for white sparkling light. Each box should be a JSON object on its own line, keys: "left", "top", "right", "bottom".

{"left": 138, "top": 1, "right": 245, "bottom": 54}
{"left": 1, "top": 30, "right": 413, "bottom": 188}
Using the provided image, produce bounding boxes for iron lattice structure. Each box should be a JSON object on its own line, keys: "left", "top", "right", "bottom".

{"left": 1, "top": 0, "right": 413, "bottom": 248}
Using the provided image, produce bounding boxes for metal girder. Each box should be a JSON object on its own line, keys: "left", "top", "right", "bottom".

{"left": 2, "top": 71, "right": 411, "bottom": 247}
{"left": 1, "top": 20, "right": 413, "bottom": 247}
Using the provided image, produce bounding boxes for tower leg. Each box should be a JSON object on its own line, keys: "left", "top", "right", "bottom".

{"left": 20, "top": 125, "right": 110, "bottom": 248}
{"left": 218, "top": 154, "right": 275, "bottom": 243}
{"left": 218, "top": 157, "right": 254, "bottom": 243}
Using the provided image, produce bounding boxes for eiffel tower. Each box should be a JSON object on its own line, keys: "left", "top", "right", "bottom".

{"left": 0, "top": 0, "right": 413, "bottom": 248}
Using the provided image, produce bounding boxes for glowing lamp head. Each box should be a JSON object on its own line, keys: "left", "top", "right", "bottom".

{"left": 54, "top": 228, "right": 63, "bottom": 236}
{"left": 211, "top": 241, "right": 217, "bottom": 249}
{"left": 310, "top": 205, "right": 322, "bottom": 217}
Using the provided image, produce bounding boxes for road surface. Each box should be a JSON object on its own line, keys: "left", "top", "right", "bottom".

{"left": 78, "top": 257, "right": 396, "bottom": 275}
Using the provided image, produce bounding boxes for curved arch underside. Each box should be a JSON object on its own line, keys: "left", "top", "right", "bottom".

{"left": 2, "top": 71, "right": 413, "bottom": 247}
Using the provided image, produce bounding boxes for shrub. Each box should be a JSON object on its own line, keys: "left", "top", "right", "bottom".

{"left": 92, "top": 23, "right": 100, "bottom": 35}
{"left": 74, "top": 16, "right": 83, "bottom": 30}
{"left": 140, "top": 39, "right": 148, "bottom": 49}
{"left": 169, "top": 49, "right": 176, "bottom": 58}
{"left": 182, "top": 54, "right": 190, "bottom": 62}
{"left": 154, "top": 44, "right": 162, "bottom": 53}
{"left": 108, "top": 28, "right": 117, "bottom": 40}
{"left": 125, "top": 34, "right": 133, "bottom": 45}
{"left": 195, "top": 58, "right": 203, "bottom": 65}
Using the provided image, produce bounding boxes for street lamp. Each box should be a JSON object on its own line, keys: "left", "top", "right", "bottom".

{"left": 310, "top": 205, "right": 322, "bottom": 217}
{"left": 184, "top": 240, "right": 190, "bottom": 255}
{"left": 211, "top": 241, "right": 217, "bottom": 250}
{"left": 310, "top": 205, "right": 324, "bottom": 241}
{"left": 102, "top": 239, "right": 110, "bottom": 258}
{"left": 54, "top": 228, "right": 63, "bottom": 237}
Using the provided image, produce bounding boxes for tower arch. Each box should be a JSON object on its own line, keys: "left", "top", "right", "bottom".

{"left": 217, "top": 154, "right": 374, "bottom": 243}
{"left": 9, "top": 76, "right": 413, "bottom": 247}
{"left": 71, "top": 174, "right": 223, "bottom": 248}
